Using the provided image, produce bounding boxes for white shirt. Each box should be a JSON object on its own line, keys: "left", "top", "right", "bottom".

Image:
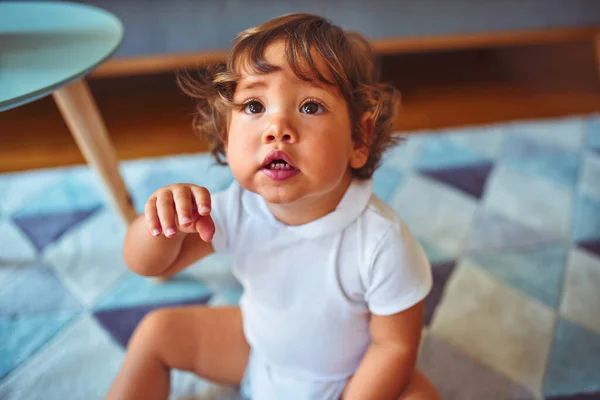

{"left": 211, "top": 179, "right": 432, "bottom": 382}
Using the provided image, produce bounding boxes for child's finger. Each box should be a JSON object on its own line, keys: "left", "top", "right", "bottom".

{"left": 144, "top": 196, "right": 162, "bottom": 236}
{"left": 173, "top": 186, "right": 194, "bottom": 226}
{"left": 156, "top": 190, "right": 177, "bottom": 238}
{"left": 194, "top": 214, "right": 215, "bottom": 242}
{"left": 190, "top": 186, "right": 211, "bottom": 216}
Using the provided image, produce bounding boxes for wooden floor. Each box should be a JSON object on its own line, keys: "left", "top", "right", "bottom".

{"left": 1, "top": 40, "right": 599, "bottom": 173}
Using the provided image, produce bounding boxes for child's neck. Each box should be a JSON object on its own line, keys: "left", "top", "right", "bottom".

{"left": 266, "top": 171, "right": 353, "bottom": 226}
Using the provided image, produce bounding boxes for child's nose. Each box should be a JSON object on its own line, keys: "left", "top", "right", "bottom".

{"left": 262, "top": 115, "right": 298, "bottom": 144}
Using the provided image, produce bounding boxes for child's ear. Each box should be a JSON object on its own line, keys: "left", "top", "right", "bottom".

{"left": 350, "top": 113, "right": 373, "bottom": 169}
{"left": 222, "top": 139, "right": 229, "bottom": 162}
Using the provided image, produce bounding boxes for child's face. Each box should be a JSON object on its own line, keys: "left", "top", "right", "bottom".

{"left": 226, "top": 41, "right": 364, "bottom": 207}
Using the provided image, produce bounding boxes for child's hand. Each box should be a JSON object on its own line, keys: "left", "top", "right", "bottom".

{"left": 145, "top": 184, "right": 215, "bottom": 242}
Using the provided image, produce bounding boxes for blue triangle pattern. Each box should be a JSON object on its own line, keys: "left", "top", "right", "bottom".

{"left": 381, "top": 135, "right": 426, "bottom": 170}
{"left": 418, "top": 336, "right": 534, "bottom": 399}
{"left": 417, "top": 239, "right": 453, "bottom": 264}
{"left": 11, "top": 207, "right": 101, "bottom": 252}
{"left": 585, "top": 118, "right": 600, "bottom": 152}
{"left": 501, "top": 134, "right": 581, "bottom": 187}
{"left": 0, "top": 168, "right": 63, "bottom": 219}
{"left": 0, "top": 312, "right": 77, "bottom": 379}
{"left": 3, "top": 115, "right": 600, "bottom": 398}
{"left": 544, "top": 318, "right": 600, "bottom": 396}
{"left": 578, "top": 241, "right": 600, "bottom": 258}
{"left": 415, "top": 135, "right": 491, "bottom": 170}
{"left": 466, "top": 210, "right": 560, "bottom": 253}
{"left": 11, "top": 172, "right": 103, "bottom": 218}
{"left": 580, "top": 152, "right": 600, "bottom": 203}
{"left": 0, "top": 179, "right": 9, "bottom": 218}
{"left": 424, "top": 261, "right": 456, "bottom": 326}
{"left": 0, "top": 264, "right": 82, "bottom": 317}
{"left": 445, "top": 126, "right": 507, "bottom": 159}
{"left": 467, "top": 245, "right": 567, "bottom": 308}
{"left": 94, "top": 272, "right": 214, "bottom": 311}
{"left": 0, "top": 219, "right": 37, "bottom": 262}
{"left": 419, "top": 161, "right": 493, "bottom": 199}
{"left": 572, "top": 194, "right": 600, "bottom": 243}
{"left": 94, "top": 296, "right": 212, "bottom": 348}
{"left": 511, "top": 118, "right": 585, "bottom": 152}
{"left": 373, "top": 165, "right": 403, "bottom": 203}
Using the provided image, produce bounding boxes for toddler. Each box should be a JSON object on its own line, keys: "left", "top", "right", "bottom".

{"left": 107, "top": 13, "right": 440, "bottom": 400}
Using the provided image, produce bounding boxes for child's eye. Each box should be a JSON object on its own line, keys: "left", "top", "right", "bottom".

{"left": 244, "top": 100, "right": 265, "bottom": 114}
{"left": 300, "top": 101, "right": 325, "bottom": 115}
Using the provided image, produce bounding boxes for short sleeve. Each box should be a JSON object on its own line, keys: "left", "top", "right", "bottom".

{"left": 209, "top": 182, "right": 242, "bottom": 254}
{"left": 364, "top": 222, "right": 433, "bottom": 316}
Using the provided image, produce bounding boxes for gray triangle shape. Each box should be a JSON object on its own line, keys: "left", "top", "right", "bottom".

{"left": 418, "top": 335, "right": 533, "bottom": 399}
{"left": 544, "top": 318, "right": 600, "bottom": 396}
{"left": 425, "top": 261, "right": 457, "bottom": 326}
{"left": 12, "top": 207, "right": 101, "bottom": 251}
{"left": 0, "top": 264, "right": 82, "bottom": 317}
{"left": 578, "top": 240, "right": 600, "bottom": 258}
{"left": 94, "top": 295, "right": 211, "bottom": 348}
{"left": 466, "top": 210, "right": 559, "bottom": 253}
{"left": 420, "top": 162, "right": 494, "bottom": 199}
{"left": 466, "top": 245, "right": 567, "bottom": 308}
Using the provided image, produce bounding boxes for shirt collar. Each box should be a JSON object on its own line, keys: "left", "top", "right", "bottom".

{"left": 242, "top": 179, "right": 373, "bottom": 238}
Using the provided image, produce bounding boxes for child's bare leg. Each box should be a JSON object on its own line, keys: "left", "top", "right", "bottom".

{"left": 398, "top": 369, "right": 441, "bottom": 400}
{"left": 106, "top": 306, "right": 249, "bottom": 400}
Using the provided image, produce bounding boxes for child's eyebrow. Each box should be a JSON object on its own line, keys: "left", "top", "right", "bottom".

{"left": 308, "top": 80, "right": 333, "bottom": 91}
{"left": 236, "top": 80, "right": 267, "bottom": 93}
{"left": 236, "top": 76, "right": 335, "bottom": 95}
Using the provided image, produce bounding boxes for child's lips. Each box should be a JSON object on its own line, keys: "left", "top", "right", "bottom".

{"left": 261, "top": 167, "right": 299, "bottom": 181}
{"left": 261, "top": 150, "right": 297, "bottom": 169}
{"left": 260, "top": 149, "right": 300, "bottom": 181}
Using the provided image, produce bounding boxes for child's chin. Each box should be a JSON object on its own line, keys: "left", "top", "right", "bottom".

{"left": 259, "top": 187, "right": 300, "bottom": 205}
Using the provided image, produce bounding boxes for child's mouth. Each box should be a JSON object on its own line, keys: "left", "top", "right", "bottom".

{"left": 261, "top": 151, "right": 300, "bottom": 181}
{"left": 265, "top": 160, "right": 294, "bottom": 170}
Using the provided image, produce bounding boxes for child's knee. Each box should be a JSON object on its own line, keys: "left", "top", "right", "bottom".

{"left": 130, "top": 308, "right": 178, "bottom": 350}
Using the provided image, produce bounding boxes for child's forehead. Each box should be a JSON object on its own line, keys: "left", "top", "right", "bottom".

{"left": 236, "top": 71, "right": 332, "bottom": 95}
{"left": 234, "top": 40, "right": 338, "bottom": 90}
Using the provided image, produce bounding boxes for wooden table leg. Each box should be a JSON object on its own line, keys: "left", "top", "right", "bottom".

{"left": 52, "top": 79, "right": 137, "bottom": 225}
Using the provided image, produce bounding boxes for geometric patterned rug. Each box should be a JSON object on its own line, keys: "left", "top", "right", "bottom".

{"left": 1, "top": 115, "right": 599, "bottom": 400}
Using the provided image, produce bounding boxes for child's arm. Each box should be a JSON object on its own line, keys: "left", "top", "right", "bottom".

{"left": 342, "top": 301, "right": 425, "bottom": 400}
{"left": 123, "top": 184, "right": 215, "bottom": 278}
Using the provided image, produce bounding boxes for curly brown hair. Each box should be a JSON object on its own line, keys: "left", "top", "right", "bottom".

{"left": 178, "top": 13, "right": 402, "bottom": 179}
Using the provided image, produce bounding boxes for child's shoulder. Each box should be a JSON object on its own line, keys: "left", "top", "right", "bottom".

{"left": 365, "top": 194, "right": 401, "bottom": 224}
{"left": 360, "top": 194, "right": 417, "bottom": 250}
{"left": 358, "top": 194, "right": 432, "bottom": 310}
{"left": 362, "top": 194, "right": 403, "bottom": 233}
